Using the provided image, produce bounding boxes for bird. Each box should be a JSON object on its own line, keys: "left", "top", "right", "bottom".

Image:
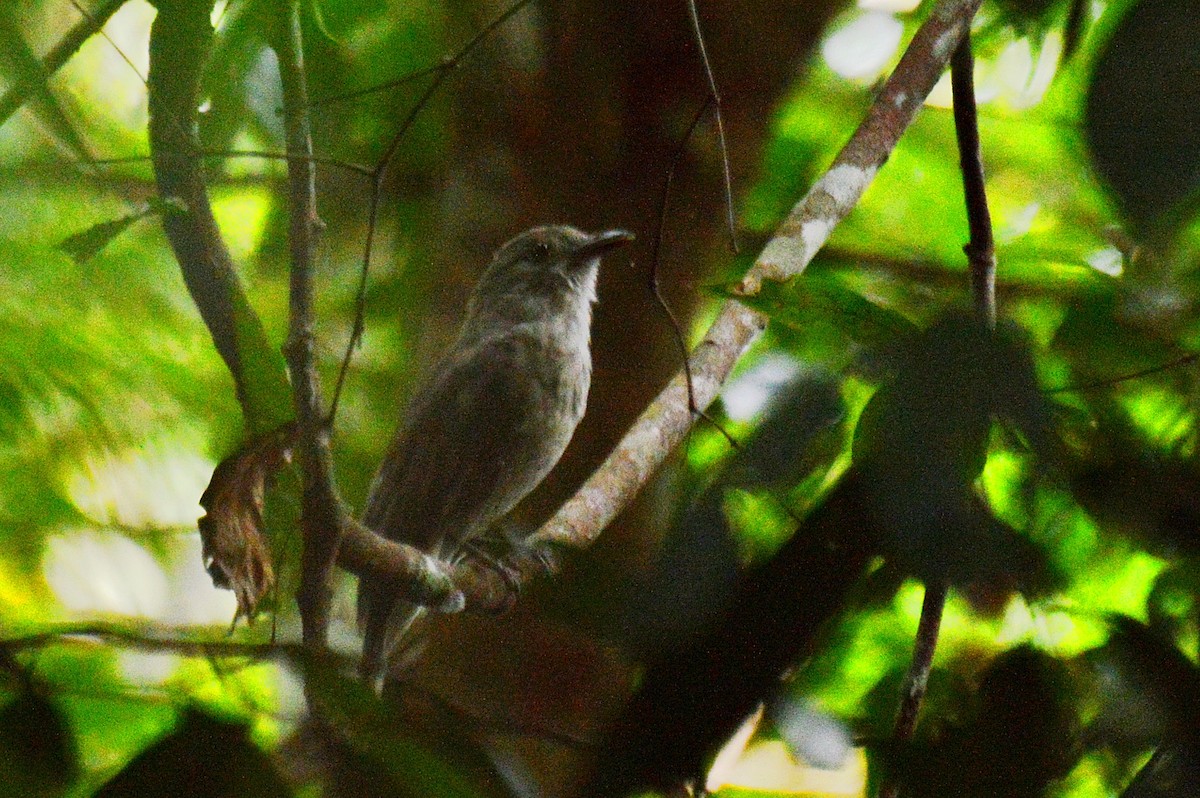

{"left": 357, "top": 224, "right": 633, "bottom": 686}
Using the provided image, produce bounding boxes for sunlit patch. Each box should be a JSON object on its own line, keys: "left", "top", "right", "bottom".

{"left": 60, "top": 0, "right": 154, "bottom": 129}
{"left": 66, "top": 444, "right": 212, "bottom": 530}
{"left": 977, "top": 35, "right": 1063, "bottom": 108}
{"left": 44, "top": 530, "right": 169, "bottom": 617}
{"left": 997, "top": 594, "right": 1087, "bottom": 651}
{"left": 997, "top": 201, "right": 1041, "bottom": 243}
{"left": 1085, "top": 246, "right": 1124, "bottom": 276}
{"left": 119, "top": 650, "right": 180, "bottom": 686}
{"left": 706, "top": 704, "right": 763, "bottom": 792}
{"left": 859, "top": 0, "right": 921, "bottom": 11}
{"left": 1057, "top": 752, "right": 1118, "bottom": 798}
{"left": 981, "top": 448, "right": 1030, "bottom": 529}
{"left": 925, "top": 32, "right": 1063, "bottom": 110}
{"left": 724, "top": 488, "right": 794, "bottom": 562}
{"left": 920, "top": 68, "right": 955, "bottom": 109}
{"left": 1066, "top": 547, "right": 1166, "bottom": 627}
{"left": 1024, "top": 33, "right": 1063, "bottom": 105}
{"left": 0, "top": 560, "right": 38, "bottom": 617}
{"left": 822, "top": 12, "right": 904, "bottom": 81}
{"left": 1033, "top": 608, "right": 1092, "bottom": 651}
{"left": 161, "top": 533, "right": 241, "bottom": 626}
{"left": 709, "top": 736, "right": 867, "bottom": 795}
{"left": 720, "top": 354, "right": 801, "bottom": 421}
{"left": 997, "top": 593, "right": 1036, "bottom": 643}
{"left": 1119, "top": 386, "right": 1193, "bottom": 449}
{"left": 213, "top": 187, "right": 273, "bottom": 262}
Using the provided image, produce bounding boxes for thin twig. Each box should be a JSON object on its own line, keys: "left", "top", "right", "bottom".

{"left": 328, "top": 0, "right": 536, "bottom": 421}
{"left": 69, "top": 0, "right": 146, "bottom": 85}
{"left": 198, "top": 149, "right": 374, "bottom": 177}
{"left": 272, "top": 0, "right": 343, "bottom": 658}
{"left": 309, "top": 61, "right": 451, "bottom": 109}
{"left": 0, "top": 622, "right": 302, "bottom": 659}
{"left": 879, "top": 581, "right": 948, "bottom": 798}
{"left": 951, "top": 34, "right": 996, "bottom": 329}
{"left": 880, "top": 34, "right": 995, "bottom": 798}
{"left": 82, "top": 150, "right": 373, "bottom": 176}
{"left": 686, "top": 0, "right": 739, "bottom": 253}
{"left": 650, "top": 97, "right": 738, "bottom": 448}
{"left": 0, "top": 0, "right": 127, "bottom": 127}
{"left": 1044, "top": 352, "right": 1200, "bottom": 394}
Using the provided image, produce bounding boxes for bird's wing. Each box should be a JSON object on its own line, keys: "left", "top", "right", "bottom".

{"left": 361, "top": 331, "right": 549, "bottom": 552}
{"left": 357, "top": 332, "right": 551, "bottom": 682}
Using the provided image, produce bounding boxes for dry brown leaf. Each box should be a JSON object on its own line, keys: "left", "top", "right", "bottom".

{"left": 198, "top": 423, "right": 297, "bottom": 621}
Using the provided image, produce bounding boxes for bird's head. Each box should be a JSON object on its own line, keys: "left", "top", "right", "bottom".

{"left": 468, "top": 225, "right": 634, "bottom": 321}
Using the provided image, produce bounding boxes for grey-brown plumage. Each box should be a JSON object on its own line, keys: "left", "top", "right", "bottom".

{"left": 358, "top": 225, "right": 633, "bottom": 684}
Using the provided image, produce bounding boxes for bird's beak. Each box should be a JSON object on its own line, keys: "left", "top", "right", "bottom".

{"left": 574, "top": 229, "right": 635, "bottom": 261}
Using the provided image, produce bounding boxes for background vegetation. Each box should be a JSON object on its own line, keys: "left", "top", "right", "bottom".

{"left": 0, "top": 0, "right": 1198, "bottom": 796}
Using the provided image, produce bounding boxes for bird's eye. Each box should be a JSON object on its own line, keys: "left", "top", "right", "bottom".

{"left": 528, "top": 242, "right": 551, "bottom": 262}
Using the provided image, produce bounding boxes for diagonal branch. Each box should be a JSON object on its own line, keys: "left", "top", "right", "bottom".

{"left": 147, "top": 0, "right": 291, "bottom": 434}
{"left": 451, "top": 0, "right": 987, "bottom": 612}
{"left": 0, "top": 0, "right": 128, "bottom": 129}
{"left": 533, "top": 0, "right": 983, "bottom": 550}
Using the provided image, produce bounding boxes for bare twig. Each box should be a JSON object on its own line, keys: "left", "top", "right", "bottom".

{"left": 271, "top": 0, "right": 344, "bottom": 657}
{"left": 649, "top": 97, "right": 738, "bottom": 447}
{"left": 879, "top": 581, "right": 948, "bottom": 798}
{"left": 82, "top": 150, "right": 373, "bottom": 176}
{"left": 309, "top": 61, "right": 450, "bottom": 109}
{"left": 686, "top": 0, "right": 739, "bottom": 253}
{"left": 328, "top": 0, "right": 536, "bottom": 421}
{"left": 0, "top": 0, "right": 127, "bottom": 128}
{"left": 1045, "top": 352, "right": 1200, "bottom": 394}
{"left": 69, "top": 0, "right": 146, "bottom": 85}
{"left": 0, "top": 622, "right": 302, "bottom": 659}
{"left": 951, "top": 34, "right": 996, "bottom": 329}
{"left": 651, "top": 99, "right": 710, "bottom": 414}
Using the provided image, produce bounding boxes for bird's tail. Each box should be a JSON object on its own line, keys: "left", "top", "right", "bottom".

{"left": 357, "top": 577, "right": 425, "bottom": 690}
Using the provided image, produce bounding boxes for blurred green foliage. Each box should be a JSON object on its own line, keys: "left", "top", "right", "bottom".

{"left": 1, "top": 0, "right": 1198, "bottom": 796}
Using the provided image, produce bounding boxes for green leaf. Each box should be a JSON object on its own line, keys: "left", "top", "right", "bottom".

{"left": 1084, "top": 0, "right": 1200, "bottom": 236}
{"left": 304, "top": 658, "right": 499, "bottom": 798}
{"left": 93, "top": 706, "right": 292, "bottom": 798}
{"left": 731, "top": 271, "right": 920, "bottom": 354}
{"left": 0, "top": 685, "right": 81, "bottom": 797}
